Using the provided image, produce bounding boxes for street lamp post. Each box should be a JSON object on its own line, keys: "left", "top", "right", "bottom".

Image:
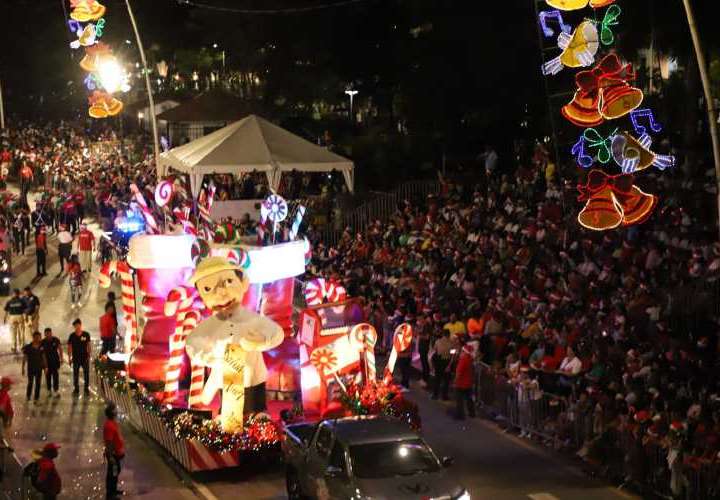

{"left": 345, "top": 89, "right": 358, "bottom": 122}
{"left": 125, "top": 0, "right": 160, "bottom": 173}
{"left": 682, "top": 0, "right": 720, "bottom": 239}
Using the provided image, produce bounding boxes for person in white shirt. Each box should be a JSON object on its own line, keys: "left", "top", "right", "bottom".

{"left": 56, "top": 224, "right": 73, "bottom": 276}
{"left": 558, "top": 346, "right": 582, "bottom": 376}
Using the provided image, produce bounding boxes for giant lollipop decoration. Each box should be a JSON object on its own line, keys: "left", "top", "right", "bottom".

{"left": 262, "top": 194, "right": 288, "bottom": 243}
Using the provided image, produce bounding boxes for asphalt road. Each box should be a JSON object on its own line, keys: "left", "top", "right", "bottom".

{"left": 198, "top": 382, "right": 635, "bottom": 500}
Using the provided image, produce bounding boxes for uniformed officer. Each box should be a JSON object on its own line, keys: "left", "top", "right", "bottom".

{"left": 4, "top": 289, "right": 27, "bottom": 352}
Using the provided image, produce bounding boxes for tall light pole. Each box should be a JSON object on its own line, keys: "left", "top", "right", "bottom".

{"left": 0, "top": 79, "right": 5, "bottom": 129}
{"left": 213, "top": 43, "right": 226, "bottom": 72}
{"left": 125, "top": 0, "right": 160, "bottom": 173}
{"left": 683, "top": 0, "right": 720, "bottom": 239}
{"left": 345, "top": 89, "right": 358, "bottom": 122}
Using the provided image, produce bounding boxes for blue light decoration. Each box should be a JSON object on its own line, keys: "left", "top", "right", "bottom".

{"left": 571, "top": 136, "right": 594, "bottom": 168}
{"left": 84, "top": 73, "right": 98, "bottom": 91}
{"left": 538, "top": 10, "right": 572, "bottom": 38}
{"left": 117, "top": 212, "right": 145, "bottom": 235}
{"left": 629, "top": 108, "right": 663, "bottom": 136}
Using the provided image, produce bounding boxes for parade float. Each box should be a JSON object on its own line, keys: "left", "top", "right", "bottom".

{"left": 95, "top": 180, "right": 418, "bottom": 472}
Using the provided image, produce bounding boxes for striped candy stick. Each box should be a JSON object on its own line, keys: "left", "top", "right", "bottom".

{"left": 181, "top": 311, "right": 206, "bottom": 408}
{"left": 383, "top": 323, "right": 413, "bottom": 385}
{"left": 162, "top": 286, "right": 198, "bottom": 401}
{"left": 130, "top": 183, "right": 159, "bottom": 234}
{"left": 350, "top": 323, "right": 378, "bottom": 383}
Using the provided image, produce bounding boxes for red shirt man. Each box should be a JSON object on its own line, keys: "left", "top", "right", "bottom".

{"left": 103, "top": 418, "right": 125, "bottom": 457}
{"left": 78, "top": 228, "right": 95, "bottom": 252}
{"left": 99, "top": 311, "right": 116, "bottom": 340}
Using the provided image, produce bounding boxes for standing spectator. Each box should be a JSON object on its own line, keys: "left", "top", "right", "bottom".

{"left": 67, "top": 318, "right": 91, "bottom": 396}
{"left": 35, "top": 226, "right": 47, "bottom": 277}
{"left": 56, "top": 224, "right": 73, "bottom": 276}
{"left": 23, "top": 286, "right": 40, "bottom": 340}
{"left": 454, "top": 343, "right": 476, "bottom": 420}
{"left": 4, "top": 288, "right": 26, "bottom": 353}
{"left": 22, "top": 331, "right": 46, "bottom": 403}
{"left": 12, "top": 212, "right": 24, "bottom": 256}
{"left": 61, "top": 197, "right": 77, "bottom": 234}
{"left": 396, "top": 337, "right": 413, "bottom": 389}
{"left": 34, "top": 443, "right": 62, "bottom": 500}
{"left": 0, "top": 377, "right": 13, "bottom": 440}
{"left": 41, "top": 328, "right": 62, "bottom": 397}
{"left": 103, "top": 403, "right": 125, "bottom": 500}
{"left": 21, "top": 209, "right": 31, "bottom": 248}
{"left": 19, "top": 162, "right": 34, "bottom": 205}
{"left": 432, "top": 329, "right": 454, "bottom": 400}
{"left": 443, "top": 312, "right": 467, "bottom": 341}
{"left": 99, "top": 303, "right": 117, "bottom": 355}
{"left": 77, "top": 224, "right": 95, "bottom": 273}
{"left": 416, "top": 314, "right": 432, "bottom": 386}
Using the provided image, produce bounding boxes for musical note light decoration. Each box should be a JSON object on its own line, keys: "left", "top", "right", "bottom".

{"left": 538, "top": 0, "right": 676, "bottom": 230}
{"left": 66, "top": 0, "right": 129, "bottom": 118}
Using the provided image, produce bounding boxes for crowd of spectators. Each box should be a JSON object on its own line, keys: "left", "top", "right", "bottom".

{"left": 308, "top": 149, "right": 720, "bottom": 497}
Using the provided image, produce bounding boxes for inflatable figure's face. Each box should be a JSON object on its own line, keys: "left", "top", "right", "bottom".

{"left": 196, "top": 269, "right": 249, "bottom": 315}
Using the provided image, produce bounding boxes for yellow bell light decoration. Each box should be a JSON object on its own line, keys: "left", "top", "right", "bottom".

{"left": 70, "top": 0, "right": 106, "bottom": 22}
{"left": 88, "top": 90, "right": 123, "bottom": 119}
{"left": 79, "top": 42, "right": 111, "bottom": 73}
{"left": 542, "top": 21, "right": 599, "bottom": 75}
{"left": 545, "top": 0, "right": 615, "bottom": 11}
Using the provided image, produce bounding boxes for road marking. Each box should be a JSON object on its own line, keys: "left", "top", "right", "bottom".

{"left": 528, "top": 494, "right": 560, "bottom": 500}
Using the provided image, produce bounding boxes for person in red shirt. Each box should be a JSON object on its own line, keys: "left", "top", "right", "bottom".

{"left": 35, "top": 443, "right": 62, "bottom": 499}
{"left": 35, "top": 226, "right": 47, "bottom": 277}
{"left": 99, "top": 303, "right": 117, "bottom": 354}
{"left": 454, "top": 343, "right": 476, "bottom": 420}
{"left": 76, "top": 224, "right": 95, "bottom": 273}
{"left": 0, "top": 377, "right": 14, "bottom": 439}
{"left": 104, "top": 403, "right": 125, "bottom": 499}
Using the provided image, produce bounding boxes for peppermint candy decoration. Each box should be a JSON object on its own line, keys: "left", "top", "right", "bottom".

{"left": 154, "top": 180, "right": 174, "bottom": 207}
{"left": 262, "top": 194, "right": 288, "bottom": 223}
{"left": 304, "top": 278, "right": 347, "bottom": 306}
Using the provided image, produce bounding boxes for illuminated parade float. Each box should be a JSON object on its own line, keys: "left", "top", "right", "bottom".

{"left": 94, "top": 174, "right": 416, "bottom": 471}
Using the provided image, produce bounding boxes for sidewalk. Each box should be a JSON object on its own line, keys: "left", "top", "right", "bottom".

{"left": 0, "top": 217, "right": 199, "bottom": 499}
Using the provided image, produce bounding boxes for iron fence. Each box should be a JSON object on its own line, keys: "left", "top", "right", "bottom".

{"left": 320, "top": 179, "right": 439, "bottom": 246}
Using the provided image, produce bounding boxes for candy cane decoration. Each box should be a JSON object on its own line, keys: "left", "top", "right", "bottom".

{"left": 99, "top": 260, "right": 138, "bottom": 353}
{"left": 350, "top": 323, "right": 378, "bottom": 382}
{"left": 163, "top": 286, "right": 197, "bottom": 401}
{"left": 304, "top": 278, "right": 347, "bottom": 306}
{"left": 383, "top": 323, "right": 413, "bottom": 385}
{"left": 172, "top": 206, "right": 197, "bottom": 236}
{"left": 130, "top": 183, "right": 158, "bottom": 234}
{"left": 289, "top": 205, "right": 306, "bottom": 240}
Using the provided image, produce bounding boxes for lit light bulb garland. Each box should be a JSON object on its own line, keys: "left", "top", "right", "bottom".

{"left": 537, "top": 0, "right": 677, "bottom": 230}
{"left": 66, "top": 0, "right": 129, "bottom": 118}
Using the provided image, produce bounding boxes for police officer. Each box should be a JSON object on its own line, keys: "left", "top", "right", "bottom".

{"left": 4, "top": 289, "right": 26, "bottom": 352}
{"left": 23, "top": 287, "right": 40, "bottom": 341}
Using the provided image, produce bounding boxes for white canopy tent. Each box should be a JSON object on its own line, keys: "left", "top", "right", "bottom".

{"left": 157, "top": 115, "right": 354, "bottom": 197}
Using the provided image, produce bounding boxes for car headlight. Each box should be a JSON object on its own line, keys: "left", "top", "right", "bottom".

{"left": 455, "top": 490, "right": 471, "bottom": 500}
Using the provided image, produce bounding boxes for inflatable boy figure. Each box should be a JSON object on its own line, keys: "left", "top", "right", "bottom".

{"left": 186, "top": 256, "right": 284, "bottom": 432}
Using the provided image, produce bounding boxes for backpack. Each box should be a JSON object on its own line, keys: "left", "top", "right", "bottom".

{"left": 22, "top": 461, "right": 40, "bottom": 488}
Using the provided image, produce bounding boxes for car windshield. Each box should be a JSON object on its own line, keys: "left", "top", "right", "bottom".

{"left": 349, "top": 439, "right": 440, "bottom": 479}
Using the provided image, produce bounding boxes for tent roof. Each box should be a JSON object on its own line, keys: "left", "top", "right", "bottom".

{"left": 158, "top": 115, "right": 354, "bottom": 195}
{"left": 155, "top": 90, "right": 272, "bottom": 123}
